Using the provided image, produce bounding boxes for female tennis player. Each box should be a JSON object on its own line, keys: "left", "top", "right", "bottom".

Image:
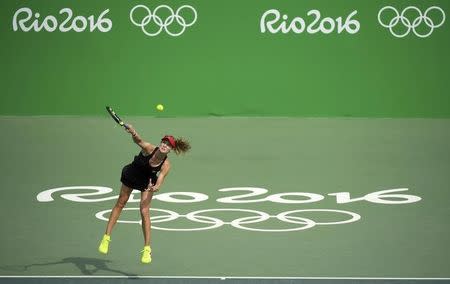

{"left": 98, "top": 125, "right": 191, "bottom": 264}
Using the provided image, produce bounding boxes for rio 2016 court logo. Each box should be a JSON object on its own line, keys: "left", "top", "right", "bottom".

{"left": 378, "top": 6, "right": 446, "bottom": 38}
{"left": 129, "top": 4, "right": 197, "bottom": 36}
{"left": 37, "top": 186, "right": 421, "bottom": 232}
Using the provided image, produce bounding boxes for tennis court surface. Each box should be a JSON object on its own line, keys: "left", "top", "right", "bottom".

{"left": 0, "top": 116, "right": 449, "bottom": 283}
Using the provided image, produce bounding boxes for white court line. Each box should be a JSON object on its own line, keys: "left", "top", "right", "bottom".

{"left": 0, "top": 276, "right": 450, "bottom": 280}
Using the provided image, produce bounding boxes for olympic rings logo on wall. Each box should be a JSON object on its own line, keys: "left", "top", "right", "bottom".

{"left": 378, "top": 6, "right": 446, "bottom": 38}
{"left": 129, "top": 4, "right": 197, "bottom": 37}
{"left": 37, "top": 186, "right": 422, "bottom": 233}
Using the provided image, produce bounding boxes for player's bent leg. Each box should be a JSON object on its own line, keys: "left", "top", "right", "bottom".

{"left": 98, "top": 184, "right": 133, "bottom": 254}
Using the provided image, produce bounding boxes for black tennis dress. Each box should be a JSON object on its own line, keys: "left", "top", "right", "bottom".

{"left": 120, "top": 147, "right": 166, "bottom": 191}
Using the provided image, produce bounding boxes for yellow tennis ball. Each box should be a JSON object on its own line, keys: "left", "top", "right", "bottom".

{"left": 156, "top": 104, "right": 164, "bottom": 111}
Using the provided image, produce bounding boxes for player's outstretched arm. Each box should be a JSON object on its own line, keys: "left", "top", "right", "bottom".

{"left": 126, "top": 124, "right": 155, "bottom": 154}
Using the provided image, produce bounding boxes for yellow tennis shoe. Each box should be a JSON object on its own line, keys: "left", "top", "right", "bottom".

{"left": 98, "top": 234, "right": 111, "bottom": 254}
{"left": 141, "top": 246, "right": 152, "bottom": 264}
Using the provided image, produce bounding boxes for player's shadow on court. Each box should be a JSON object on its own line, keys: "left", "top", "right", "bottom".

{"left": 1, "top": 257, "right": 137, "bottom": 277}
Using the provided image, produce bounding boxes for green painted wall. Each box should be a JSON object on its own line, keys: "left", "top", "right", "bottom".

{"left": 1, "top": 0, "right": 449, "bottom": 117}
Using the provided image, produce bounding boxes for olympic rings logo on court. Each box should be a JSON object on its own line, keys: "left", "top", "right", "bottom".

{"left": 129, "top": 4, "right": 197, "bottom": 37}
{"left": 37, "top": 186, "right": 422, "bottom": 233}
{"left": 95, "top": 208, "right": 361, "bottom": 232}
{"left": 378, "top": 6, "right": 445, "bottom": 38}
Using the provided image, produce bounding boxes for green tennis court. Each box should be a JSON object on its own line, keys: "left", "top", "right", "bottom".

{"left": 0, "top": 117, "right": 449, "bottom": 282}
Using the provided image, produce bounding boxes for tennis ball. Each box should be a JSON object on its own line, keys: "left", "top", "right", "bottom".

{"left": 156, "top": 104, "right": 164, "bottom": 111}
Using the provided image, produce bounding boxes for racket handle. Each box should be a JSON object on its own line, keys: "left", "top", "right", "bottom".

{"left": 119, "top": 121, "right": 129, "bottom": 129}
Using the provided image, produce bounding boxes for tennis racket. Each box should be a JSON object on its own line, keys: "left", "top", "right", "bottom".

{"left": 105, "top": 106, "right": 129, "bottom": 129}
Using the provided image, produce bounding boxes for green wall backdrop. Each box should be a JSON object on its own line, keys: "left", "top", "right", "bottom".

{"left": 1, "top": 0, "right": 449, "bottom": 117}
